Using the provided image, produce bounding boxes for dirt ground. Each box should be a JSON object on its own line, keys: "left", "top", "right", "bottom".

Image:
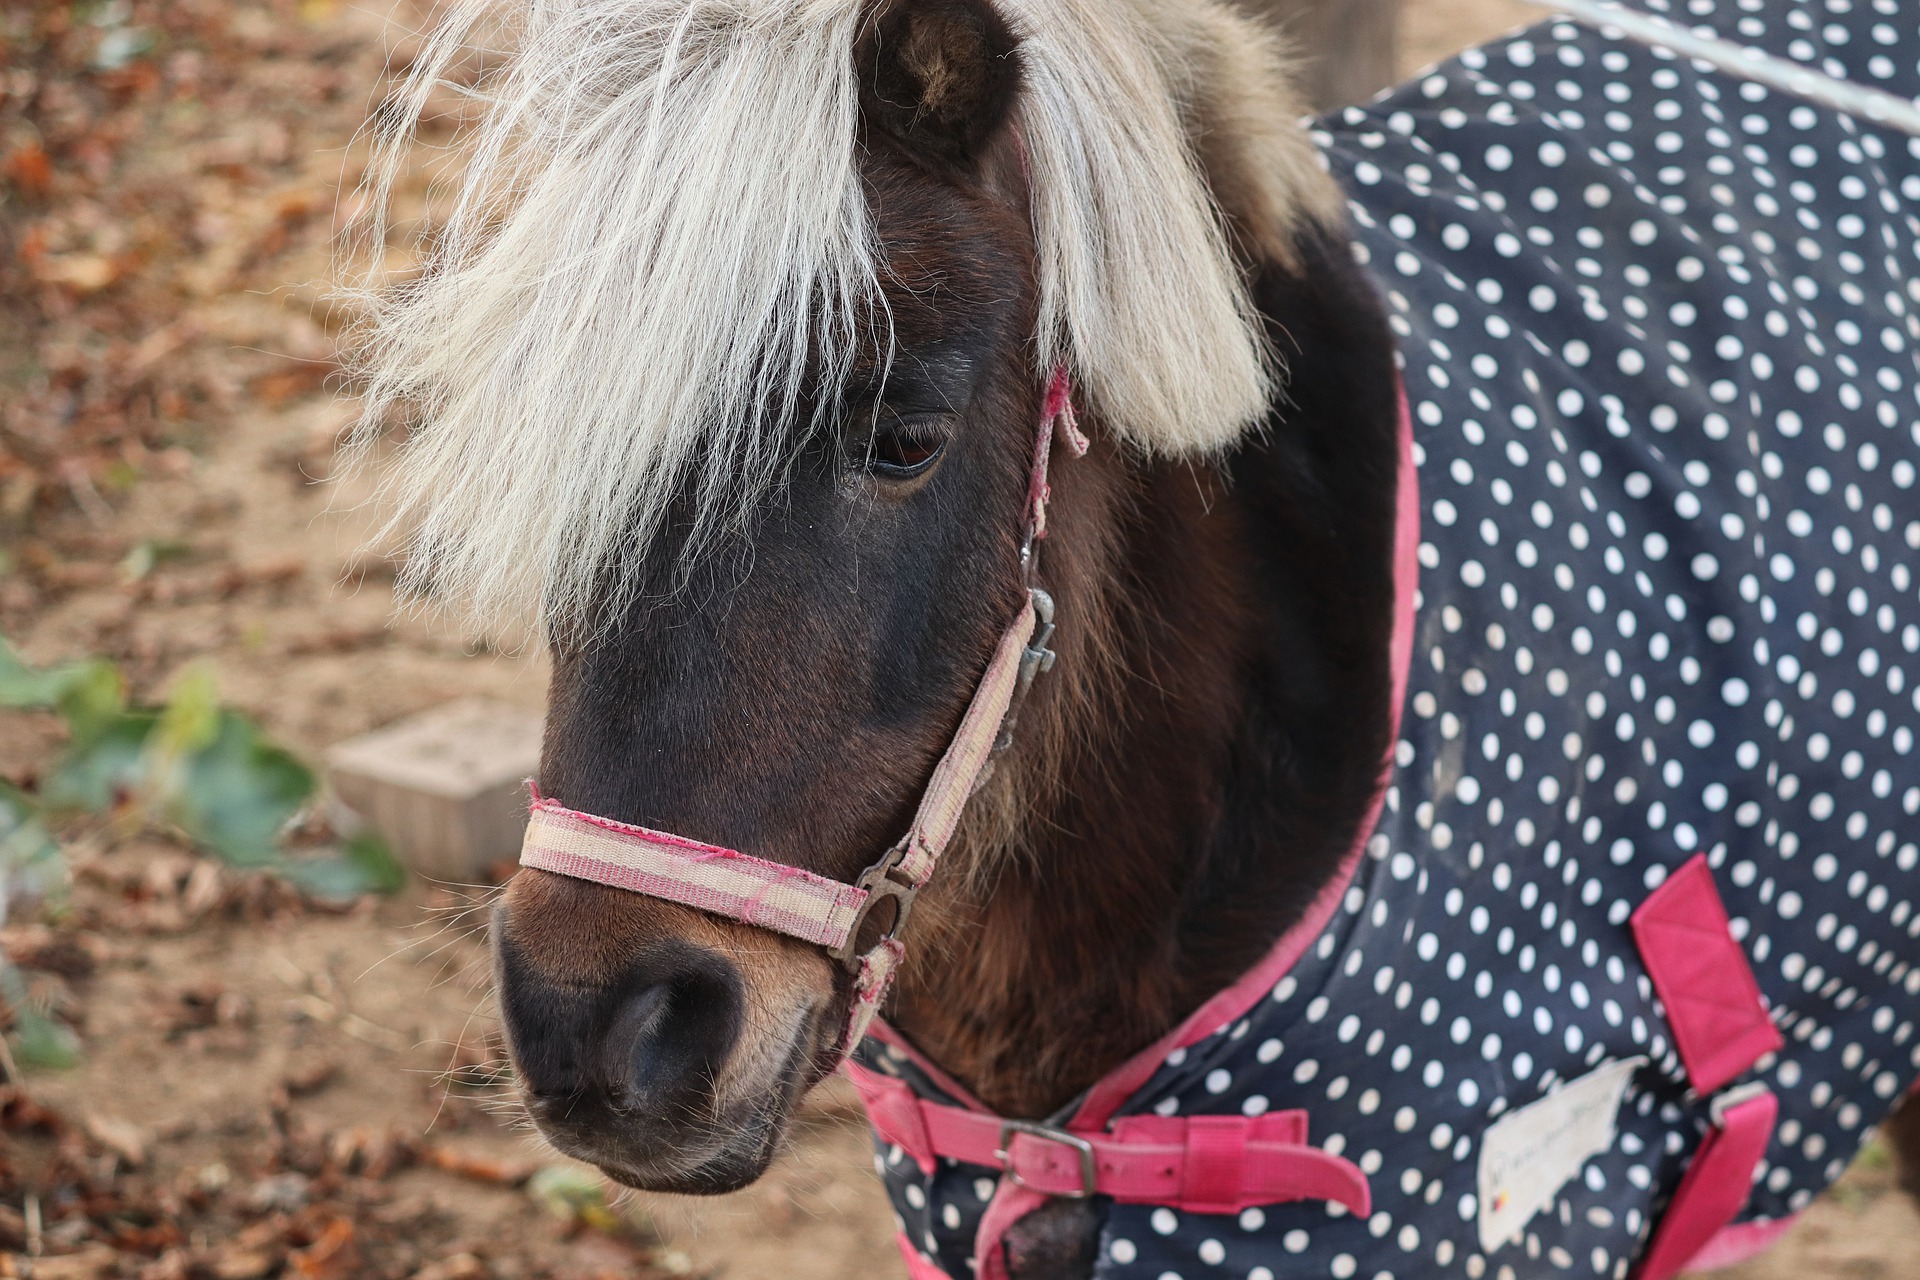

{"left": 1, "top": 1, "right": 1916, "bottom": 1278}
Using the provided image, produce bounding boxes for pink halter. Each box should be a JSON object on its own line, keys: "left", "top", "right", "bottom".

{"left": 520, "top": 369, "right": 1090, "bottom": 1054}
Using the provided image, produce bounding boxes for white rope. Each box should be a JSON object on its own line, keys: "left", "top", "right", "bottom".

{"left": 1524, "top": 0, "right": 1920, "bottom": 138}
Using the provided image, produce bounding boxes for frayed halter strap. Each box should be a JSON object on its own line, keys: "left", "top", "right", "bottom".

{"left": 520, "top": 367, "right": 1090, "bottom": 1055}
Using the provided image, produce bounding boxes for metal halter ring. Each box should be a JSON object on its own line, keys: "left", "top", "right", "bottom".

{"left": 826, "top": 843, "right": 919, "bottom": 970}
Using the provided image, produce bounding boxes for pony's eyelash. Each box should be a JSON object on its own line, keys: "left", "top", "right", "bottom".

{"left": 859, "top": 409, "right": 951, "bottom": 477}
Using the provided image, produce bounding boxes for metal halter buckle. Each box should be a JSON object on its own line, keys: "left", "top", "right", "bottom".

{"left": 1708, "top": 1079, "right": 1772, "bottom": 1127}
{"left": 995, "top": 1120, "right": 1098, "bottom": 1198}
{"left": 992, "top": 588, "right": 1058, "bottom": 756}
{"left": 827, "top": 842, "right": 919, "bottom": 970}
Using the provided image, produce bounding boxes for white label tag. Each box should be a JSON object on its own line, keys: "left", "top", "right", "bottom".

{"left": 1476, "top": 1057, "right": 1645, "bottom": 1253}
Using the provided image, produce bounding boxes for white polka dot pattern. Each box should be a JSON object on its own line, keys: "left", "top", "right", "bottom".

{"left": 861, "top": 3, "right": 1920, "bottom": 1277}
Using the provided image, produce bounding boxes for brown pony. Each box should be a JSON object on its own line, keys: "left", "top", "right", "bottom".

{"left": 344, "top": 0, "right": 1920, "bottom": 1276}
{"left": 490, "top": 0, "right": 1398, "bottom": 1206}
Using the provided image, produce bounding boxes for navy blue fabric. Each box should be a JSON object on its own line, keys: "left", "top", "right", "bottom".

{"left": 863, "top": 2, "right": 1920, "bottom": 1276}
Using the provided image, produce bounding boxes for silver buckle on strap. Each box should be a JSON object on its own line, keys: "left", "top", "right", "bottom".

{"left": 992, "top": 588, "right": 1058, "bottom": 756}
{"left": 1708, "top": 1079, "right": 1772, "bottom": 1127}
{"left": 995, "top": 1120, "right": 1098, "bottom": 1198}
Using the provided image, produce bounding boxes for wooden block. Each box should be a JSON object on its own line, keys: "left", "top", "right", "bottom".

{"left": 326, "top": 699, "right": 544, "bottom": 883}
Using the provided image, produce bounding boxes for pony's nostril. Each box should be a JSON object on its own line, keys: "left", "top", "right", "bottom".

{"left": 495, "top": 919, "right": 746, "bottom": 1121}
{"left": 599, "top": 955, "right": 744, "bottom": 1115}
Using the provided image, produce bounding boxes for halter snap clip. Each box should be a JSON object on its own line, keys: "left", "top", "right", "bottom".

{"left": 993, "top": 587, "right": 1057, "bottom": 756}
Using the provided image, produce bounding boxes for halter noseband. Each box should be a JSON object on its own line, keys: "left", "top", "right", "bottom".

{"left": 519, "top": 368, "right": 1089, "bottom": 1054}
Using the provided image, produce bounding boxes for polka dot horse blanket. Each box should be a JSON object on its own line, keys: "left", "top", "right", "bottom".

{"left": 851, "top": 2, "right": 1920, "bottom": 1278}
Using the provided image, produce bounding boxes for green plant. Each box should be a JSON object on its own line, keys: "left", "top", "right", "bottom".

{"left": 528, "top": 1165, "right": 655, "bottom": 1239}
{"left": 0, "top": 780, "right": 77, "bottom": 1070}
{"left": 0, "top": 635, "right": 405, "bottom": 1067}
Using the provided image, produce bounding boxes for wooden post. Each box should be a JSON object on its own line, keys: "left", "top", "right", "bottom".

{"left": 327, "top": 699, "right": 544, "bottom": 883}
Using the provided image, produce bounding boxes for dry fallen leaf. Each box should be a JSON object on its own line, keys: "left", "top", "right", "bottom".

{"left": 419, "top": 1145, "right": 538, "bottom": 1188}
{"left": 31, "top": 254, "right": 121, "bottom": 294}
{"left": 210, "top": 1249, "right": 280, "bottom": 1280}
{"left": 409, "top": 1254, "right": 489, "bottom": 1280}
{"left": 83, "top": 1113, "right": 148, "bottom": 1167}
{"left": 5, "top": 142, "right": 53, "bottom": 197}
{"left": 8, "top": 1245, "right": 121, "bottom": 1280}
{"left": 286, "top": 1217, "right": 356, "bottom": 1279}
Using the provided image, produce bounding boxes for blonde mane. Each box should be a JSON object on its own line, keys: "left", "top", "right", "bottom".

{"left": 343, "top": 0, "right": 1334, "bottom": 635}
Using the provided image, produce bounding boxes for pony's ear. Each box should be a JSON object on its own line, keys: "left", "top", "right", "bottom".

{"left": 856, "top": 0, "right": 1021, "bottom": 174}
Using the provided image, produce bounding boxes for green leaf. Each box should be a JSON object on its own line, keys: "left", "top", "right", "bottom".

{"left": 344, "top": 831, "right": 406, "bottom": 893}
{"left": 40, "top": 708, "right": 158, "bottom": 813}
{"left": 12, "top": 1007, "right": 81, "bottom": 1070}
{"left": 0, "top": 958, "right": 79, "bottom": 1070}
{"left": 529, "top": 1165, "right": 612, "bottom": 1221}
{"left": 0, "top": 637, "right": 122, "bottom": 729}
{"left": 56, "top": 661, "right": 131, "bottom": 747}
{"left": 280, "top": 854, "right": 363, "bottom": 900}
{"left": 119, "top": 538, "right": 189, "bottom": 583}
{"left": 0, "top": 783, "right": 65, "bottom": 938}
{"left": 150, "top": 665, "right": 222, "bottom": 760}
{"left": 0, "top": 782, "right": 63, "bottom": 889}
{"left": 526, "top": 1164, "right": 653, "bottom": 1238}
{"left": 282, "top": 833, "right": 406, "bottom": 900}
{"left": 165, "top": 712, "right": 315, "bottom": 867}
{"left": 141, "top": 663, "right": 221, "bottom": 804}
{"left": 0, "top": 635, "right": 396, "bottom": 906}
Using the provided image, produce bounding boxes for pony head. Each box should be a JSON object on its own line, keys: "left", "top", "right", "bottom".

{"left": 348, "top": 0, "right": 1342, "bottom": 1193}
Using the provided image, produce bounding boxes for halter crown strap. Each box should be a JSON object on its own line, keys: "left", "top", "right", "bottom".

{"left": 518, "top": 369, "right": 1080, "bottom": 1055}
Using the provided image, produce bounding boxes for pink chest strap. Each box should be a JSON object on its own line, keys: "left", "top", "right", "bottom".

{"left": 846, "top": 1057, "right": 1371, "bottom": 1218}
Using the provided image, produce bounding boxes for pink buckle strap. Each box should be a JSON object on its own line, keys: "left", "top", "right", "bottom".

{"left": 1637, "top": 1089, "right": 1780, "bottom": 1280}
{"left": 908, "top": 383, "right": 1422, "bottom": 1280}
{"left": 846, "top": 1061, "right": 1371, "bottom": 1218}
{"left": 1630, "top": 854, "right": 1785, "bottom": 1280}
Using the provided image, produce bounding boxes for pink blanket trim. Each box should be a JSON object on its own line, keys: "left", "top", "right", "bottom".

{"left": 1069, "top": 384, "right": 1418, "bottom": 1132}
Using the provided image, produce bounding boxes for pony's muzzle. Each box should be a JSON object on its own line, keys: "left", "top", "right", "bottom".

{"left": 490, "top": 871, "right": 830, "bottom": 1192}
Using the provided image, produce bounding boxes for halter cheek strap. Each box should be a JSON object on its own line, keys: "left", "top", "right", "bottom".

{"left": 519, "top": 368, "right": 1083, "bottom": 1055}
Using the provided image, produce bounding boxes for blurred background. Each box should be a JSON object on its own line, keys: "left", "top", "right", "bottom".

{"left": 0, "top": 1, "right": 1912, "bottom": 1277}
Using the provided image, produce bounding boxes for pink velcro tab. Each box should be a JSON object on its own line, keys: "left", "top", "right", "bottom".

{"left": 1631, "top": 854, "right": 1784, "bottom": 1095}
{"left": 1104, "top": 1112, "right": 1368, "bottom": 1216}
{"left": 1635, "top": 1089, "right": 1779, "bottom": 1280}
{"left": 1181, "top": 1117, "right": 1250, "bottom": 1212}
{"left": 1108, "top": 1110, "right": 1309, "bottom": 1148}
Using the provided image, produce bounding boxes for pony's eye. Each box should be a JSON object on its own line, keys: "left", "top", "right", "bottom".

{"left": 865, "top": 419, "right": 948, "bottom": 479}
